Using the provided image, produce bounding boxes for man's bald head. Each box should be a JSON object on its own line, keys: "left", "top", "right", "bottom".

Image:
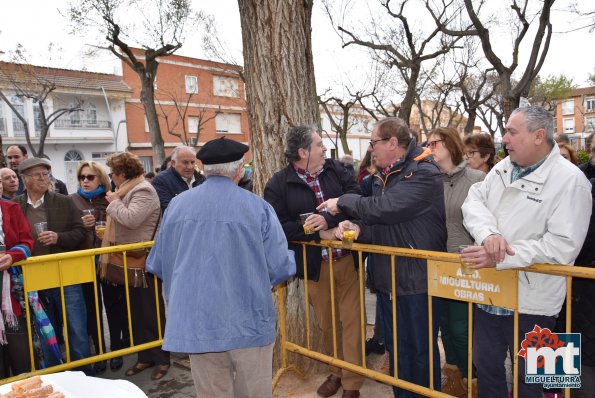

{"left": 0, "top": 167, "right": 19, "bottom": 198}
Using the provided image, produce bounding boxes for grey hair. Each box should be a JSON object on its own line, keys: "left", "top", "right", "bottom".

{"left": 171, "top": 146, "right": 196, "bottom": 161}
{"left": 203, "top": 158, "right": 244, "bottom": 178}
{"left": 284, "top": 125, "right": 318, "bottom": 163}
{"left": 511, "top": 106, "right": 554, "bottom": 144}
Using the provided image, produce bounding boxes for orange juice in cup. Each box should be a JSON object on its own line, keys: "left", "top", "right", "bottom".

{"left": 95, "top": 221, "right": 106, "bottom": 240}
{"left": 300, "top": 212, "right": 315, "bottom": 235}
{"left": 342, "top": 227, "right": 356, "bottom": 249}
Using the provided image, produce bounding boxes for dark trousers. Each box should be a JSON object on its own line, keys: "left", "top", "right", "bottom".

{"left": 128, "top": 274, "right": 169, "bottom": 366}
{"left": 440, "top": 298, "right": 472, "bottom": 376}
{"left": 378, "top": 292, "right": 441, "bottom": 397}
{"left": 473, "top": 307, "right": 556, "bottom": 398}
{"left": 0, "top": 317, "right": 33, "bottom": 378}
{"left": 82, "top": 282, "right": 106, "bottom": 356}
{"left": 101, "top": 281, "right": 130, "bottom": 351}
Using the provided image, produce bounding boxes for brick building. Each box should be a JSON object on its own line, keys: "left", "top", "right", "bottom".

{"left": 121, "top": 51, "right": 249, "bottom": 172}
{"left": 554, "top": 86, "right": 595, "bottom": 148}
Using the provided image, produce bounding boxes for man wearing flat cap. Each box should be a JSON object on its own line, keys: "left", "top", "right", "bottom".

{"left": 147, "top": 137, "right": 296, "bottom": 398}
{"left": 14, "top": 158, "right": 93, "bottom": 374}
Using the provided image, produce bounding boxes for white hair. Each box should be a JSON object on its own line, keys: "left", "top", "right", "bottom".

{"left": 171, "top": 146, "right": 196, "bottom": 161}
{"left": 203, "top": 158, "right": 244, "bottom": 178}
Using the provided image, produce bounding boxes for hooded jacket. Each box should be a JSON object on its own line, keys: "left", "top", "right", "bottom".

{"left": 337, "top": 140, "right": 447, "bottom": 296}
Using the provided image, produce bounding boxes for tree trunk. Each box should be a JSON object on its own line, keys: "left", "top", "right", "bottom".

{"left": 140, "top": 75, "right": 166, "bottom": 169}
{"left": 464, "top": 109, "right": 477, "bottom": 135}
{"left": 238, "top": 0, "right": 325, "bottom": 374}
{"left": 398, "top": 64, "right": 420, "bottom": 126}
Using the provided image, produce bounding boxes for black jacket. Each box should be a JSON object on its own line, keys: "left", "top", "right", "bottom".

{"left": 338, "top": 140, "right": 447, "bottom": 296}
{"left": 152, "top": 167, "right": 205, "bottom": 212}
{"left": 572, "top": 177, "right": 595, "bottom": 366}
{"left": 579, "top": 161, "right": 595, "bottom": 180}
{"left": 264, "top": 159, "right": 361, "bottom": 281}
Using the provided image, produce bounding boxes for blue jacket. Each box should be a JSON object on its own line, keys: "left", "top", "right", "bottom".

{"left": 152, "top": 167, "right": 205, "bottom": 212}
{"left": 146, "top": 176, "right": 296, "bottom": 353}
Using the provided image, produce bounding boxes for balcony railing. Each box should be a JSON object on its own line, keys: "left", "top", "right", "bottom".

{"left": 54, "top": 119, "right": 112, "bottom": 129}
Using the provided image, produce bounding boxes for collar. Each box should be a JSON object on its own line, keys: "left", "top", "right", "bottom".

{"left": 293, "top": 164, "right": 324, "bottom": 179}
{"left": 511, "top": 146, "right": 554, "bottom": 183}
{"left": 27, "top": 193, "right": 45, "bottom": 208}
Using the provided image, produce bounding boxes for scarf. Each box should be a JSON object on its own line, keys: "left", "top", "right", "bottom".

{"left": 99, "top": 176, "right": 145, "bottom": 272}
{"left": 77, "top": 185, "right": 106, "bottom": 200}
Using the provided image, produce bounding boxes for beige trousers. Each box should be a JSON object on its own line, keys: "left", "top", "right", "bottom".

{"left": 190, "top": 343, "right": 274, "bottom": 398}
{"left": 308, "top": 255, "right": 364, "bottom": 391}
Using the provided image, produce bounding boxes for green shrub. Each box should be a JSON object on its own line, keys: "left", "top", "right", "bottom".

{"left": 577, "top": 150, "right": 589, "bottom": 165}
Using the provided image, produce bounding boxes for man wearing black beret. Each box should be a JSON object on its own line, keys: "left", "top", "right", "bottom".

{"left": 147, "top": 137, "right": 296, "bottom": 398}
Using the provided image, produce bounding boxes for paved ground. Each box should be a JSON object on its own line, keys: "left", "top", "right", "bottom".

{"left": 96, "top": 290, "right": 403, "bottom": 397}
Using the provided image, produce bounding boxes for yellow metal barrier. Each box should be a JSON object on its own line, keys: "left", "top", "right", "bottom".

{"left": 1, "top": 242, "right": 161, "bottom": 385}
{"left": 274, "top": 240, "right": 595, "bottom": 398}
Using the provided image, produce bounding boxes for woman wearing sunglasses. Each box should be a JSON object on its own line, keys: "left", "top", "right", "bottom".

{"left": 70, "top": 161, "right": 126, "bottom": 374}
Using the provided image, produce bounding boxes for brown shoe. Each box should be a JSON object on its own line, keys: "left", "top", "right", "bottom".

{"left": 442, "top": 364, "right": 466, "bottom": 397}
{"left": 317, "top": 374, "right": 341, "bottom": 397}
{"left": 342, "top": 391, "right": 360, "bottom": 398}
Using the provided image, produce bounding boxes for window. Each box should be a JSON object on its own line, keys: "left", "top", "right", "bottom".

{"left": 188, "top": 117, "right": 199, "bottom": 133}
{"left": 33, "top": 103, "right": 42, "bottom": 134}
{"left": 586, "top": 117, "right": 595, "bottom": 131}
{"left": 86, "top": 104, "right": 97, "bottom": 125}
{"left": 139, "top": 156, "right": 154, "bottom": 174}
{"left": 69, "top": 102, "right": 81, "bottom": 125}
{"left": 11, "top": 96, "right": 25, "bottom": 135}
{"left": 215, "top": 113, "right": 241, "bottom": 134}
{"left": 0, "top": 103, "right": 6, "bottom": 135}
{"left": 586, "top": 97, "right": 595, "bottom": 113}
{"left": 213, "top": 75, "right": 239, "bottom": 97}
{"left": 64, "top": 150, "right": 83, "bottom": 161}
{"left": 563, "top": 118, "right": 575, "bottom": 133}
{"left": 562, "top": 100, "right": 574, "bottom": 115}
{"left": 185, "top": 76, "right": 198, "bottom": 94}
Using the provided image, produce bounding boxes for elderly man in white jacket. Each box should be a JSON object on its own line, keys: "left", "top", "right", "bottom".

{"left": 461, "top": 105, "right": 592, "bottom": 398}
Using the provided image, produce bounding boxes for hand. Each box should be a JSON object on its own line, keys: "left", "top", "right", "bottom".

{"left": 482, "top": 234, "right": 515, "bottom": 264}
{"left": 0, "top": 254, "right": 14, "bottom": 271}
{"left": 319, "top": 228, "right": 336, "bottom": 240}
{"left": 81, "top": 214, "right": 96, "bottom": 228}
{"left": 105, "top": 191, "right": 118, "bottom": 204}
{"left": 316, "top": 198, "right": 340, "bottom": 216}
{"left": 335, "top": 220, "right": 360, "bottom": 240}
{"left": 304, "top": 214, "right": 328, "bottom": 232}
{"left": 38, "top": 231, "right": 58, "bottom": 246}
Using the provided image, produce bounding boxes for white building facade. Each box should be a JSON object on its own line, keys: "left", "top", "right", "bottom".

{"left": 0, "top": 63, "right": 131, "bottom": 193}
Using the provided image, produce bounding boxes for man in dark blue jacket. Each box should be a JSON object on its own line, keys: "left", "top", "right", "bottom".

{"left": 320, "top": 117, "right": 447, "bottom": 398}
{"left": 265, "top": 125, "right": 363, "bottom": 398}
{"left": 152, "top": 146, "right": 205, "bottom": 212}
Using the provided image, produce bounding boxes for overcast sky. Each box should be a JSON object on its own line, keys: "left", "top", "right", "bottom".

{"left": 1, "top": 0, "right": 594, "bottom": 94}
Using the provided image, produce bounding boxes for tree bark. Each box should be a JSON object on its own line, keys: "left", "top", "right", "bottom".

{"left": 238, "top": 0, "right": 325, "bottom": 374}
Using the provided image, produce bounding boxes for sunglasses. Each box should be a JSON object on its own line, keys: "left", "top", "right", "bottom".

{"left": 79, "top": 174, "right": 97, "bottom": 182}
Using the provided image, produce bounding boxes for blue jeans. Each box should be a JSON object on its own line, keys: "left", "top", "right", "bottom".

{"left": 378, "top": 292, "right": 441, "bottom": 397}
{"left": 41, "top": 285, "right": 94, "bottom": 375}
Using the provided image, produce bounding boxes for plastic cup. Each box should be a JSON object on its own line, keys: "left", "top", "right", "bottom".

{"left": 459, "top": 245, "right": 474, "bottom": 275}
{"left": 95, "top": 221, "right": 107, "bottom": 240}
{"left": 34, "top": 222, "right": 48, "bottom": 235}
{"left": 342, "top": 227, "right": 356, "bottom": 249}
{"left": 300, "top": 212, "right": 315, "bottom": 235}
{"left": 82, "top": 209, "right": 94, "bottom": 216}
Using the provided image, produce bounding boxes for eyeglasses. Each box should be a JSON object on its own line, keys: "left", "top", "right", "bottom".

{"left": 427, "top": 140, "right": 444, "bottom": 149}
{"left": 23, "top": 171, "right": 50, "bottom": 179}
{"left": 79, "top": 174, "right": 97, "bottom": 182}
{"left": 464, "top": 150, "right": 478, "bottom": 158}
{"left": 369, "top": 137, "right": 390, "bottom": 148}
